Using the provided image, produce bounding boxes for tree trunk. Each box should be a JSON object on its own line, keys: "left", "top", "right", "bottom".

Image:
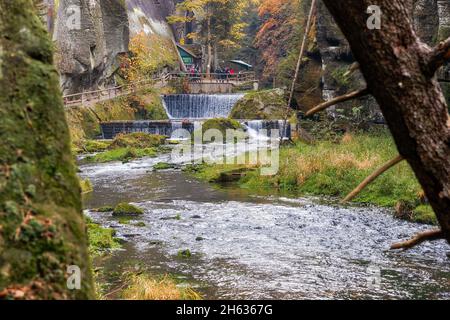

{"left": 0, "top": 0, "right": 94, "bottom": 299}
{"left": 206, "top": 15, "right": 212, "bottom": 78}
{"left": 321, "top": 0, "right": 450, "bottom": 243}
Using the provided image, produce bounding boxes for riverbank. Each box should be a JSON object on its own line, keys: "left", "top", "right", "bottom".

{"left": 190, "top": 129, "right": 436, "bottom": 225}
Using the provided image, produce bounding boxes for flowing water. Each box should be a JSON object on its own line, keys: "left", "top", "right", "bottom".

{"left": 162, "top": 94, "right": 244, "bottom": 119}
{"left": 80, "top": 153, "right": 450, "bottom": 300}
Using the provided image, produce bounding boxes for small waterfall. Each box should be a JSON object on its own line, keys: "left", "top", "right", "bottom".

{"left": 162, "top": 94, "right": 244, "bottom": 119}
{"left": 244, "top": 120, "right": 291, "bottom": 140}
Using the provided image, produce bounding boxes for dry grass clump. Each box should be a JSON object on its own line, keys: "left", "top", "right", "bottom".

{"left": 121, "top": 274, "right": 202, "bottom": 300}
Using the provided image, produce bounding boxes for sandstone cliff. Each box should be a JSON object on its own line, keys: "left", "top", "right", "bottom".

{"left": 45, "top": 0, "right": 179, "bottom": 95}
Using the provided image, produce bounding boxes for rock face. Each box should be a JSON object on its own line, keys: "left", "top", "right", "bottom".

{"left": 0, "top": 0, "right": 94, "bottom": 299}
{"left": 48, "top": 0, "right": 179, "bottom": 95}
{"left": 314, "top": 0, "right": 450, "bottom": 120}
{"left": 53, "top": 0, "right": 129, "bottom": 94}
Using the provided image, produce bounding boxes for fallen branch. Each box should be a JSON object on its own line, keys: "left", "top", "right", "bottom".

{"left": 427, "top": 36, "right": 450, "bottom": 75}
{"left": 341, "top": 155, "right": 404, "bottom": 203}
{"left": 390, "top": 229, "right": 444, "bottom": 250}
{"left": 305, "top": 88, "right": 369, "bottom": 116}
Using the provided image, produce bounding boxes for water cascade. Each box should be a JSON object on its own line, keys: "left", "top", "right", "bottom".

{"left": 162, "top": 94, "right": 244, "bottom": 119}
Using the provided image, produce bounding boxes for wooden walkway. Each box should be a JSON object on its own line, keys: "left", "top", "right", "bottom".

{"left": 63, "top": 72, "right": 257, "bottom": 108}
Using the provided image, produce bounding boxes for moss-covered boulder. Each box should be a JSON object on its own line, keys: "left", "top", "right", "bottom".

{"left": 153, "top": 162, "right": 176, "bottom": 171}
{"left": 230, "top": 89, "right": 290, "bottom": 120}
{"left": 113, "top": 203, "right": 144, "bottom": 216}
{"left": 202, "top": 118, "right": 242, "bottom": 136}
{"left": 109, "top": 133, "right": 166, "bottom": 150}
{"left": 0, "top": 1, "right": 94, "bottom": 299}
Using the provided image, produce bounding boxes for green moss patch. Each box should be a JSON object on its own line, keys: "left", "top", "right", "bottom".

{"left": 109, "top": 133, "right": 166, "bottom": 150}
{"left": 153, "top": 162, "right": 176, "bottom": 171}
{"left": 113, "top": 203, "right": 144, "bottom": 216}
{"left": 84, "top": 147, "right": 157, "bottom": 163}
{"left": 87, "top": 221, "right": 121, "bottom": 257}
{"left": 92, "top": 206, "right": 114, "bottom": 213}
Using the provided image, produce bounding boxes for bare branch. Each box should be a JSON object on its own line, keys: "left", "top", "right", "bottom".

{"left": 427, "top": 37, "right": 450, "bottom": 75}
{"left": 341, "top": 155, "right": 404, "bottom": 203}
{"left": 305, "top": 88, "right": 369, "bottom": 116}
{"left": 390, "top": 229, "right": 444, "bottom": 250}
{"left": 344, "top": 62, "right": 360, "bottom": 77}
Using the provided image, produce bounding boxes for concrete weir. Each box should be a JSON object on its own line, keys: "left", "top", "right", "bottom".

{"left": 100, "top": 120, "right": 291, "bottom": 140}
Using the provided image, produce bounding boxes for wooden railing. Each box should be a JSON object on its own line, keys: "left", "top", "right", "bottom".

{"left": 63, "top": 74, "right": 170, "bottom": 108}
{"left": 167, "top": 71, "right": 256, "bottom": 84}
{"left": 62, "top": 72, "right": 257, "bottom": 107}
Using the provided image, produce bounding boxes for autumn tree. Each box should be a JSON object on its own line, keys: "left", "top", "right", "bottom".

{"left": 168, "top": 0, "right": 247, "bottom": 76}
{"left": 120, "top": 32, "right": 178, "bottom": 83}
{"left": 307, "top": 0, "right": 450, "bottom": 249}
{"left": 255, "top": 0, "right": 304, "bottom": 83}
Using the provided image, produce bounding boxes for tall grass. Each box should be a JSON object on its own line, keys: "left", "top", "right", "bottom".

{"left": 121, "top": 274, "right": 202, "bottom": 300}
{"left": 192, "top": 130, "right": 436, "bottom": 224}
{"left": 243, "top": 131, "right": 421, "bottom": 207}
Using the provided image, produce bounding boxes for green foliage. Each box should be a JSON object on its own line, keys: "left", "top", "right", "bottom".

{"left": 113, "top": 203, "right": 144, "bottom": 216}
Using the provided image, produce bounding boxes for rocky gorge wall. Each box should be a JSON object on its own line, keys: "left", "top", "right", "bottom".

{"left": 313, "top": 0, "right": 450, "bottom": 120}
{"left": 43, "top": 0, "right": 179, "bottom": 95}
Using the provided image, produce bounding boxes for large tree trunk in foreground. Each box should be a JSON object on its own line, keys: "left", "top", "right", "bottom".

{"left": 321, "top": 0, "right": 450, "bottom": 244}
{"left": 0, "top": 0, "right": 94, "bottom": 299}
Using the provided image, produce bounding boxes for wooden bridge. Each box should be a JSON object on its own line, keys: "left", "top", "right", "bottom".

{"left": 63, "top": 72, "right": 258, "bottom": 108}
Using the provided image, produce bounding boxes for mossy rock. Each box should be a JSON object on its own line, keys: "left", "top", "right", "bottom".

{"left": 80, "top": 140, "right": 111, "bottom": 153}
{"left": 87, "top": 222, "right": 121, "bottom": 256}
{"left": 230, "top": 89, "right": 289, "bottom": 120}
{"left": 134, "top": 222, "right": 146, "bottom": 227}
{"left": 109, "top": 133, "right": 166, "bottom": 150}
{"left": 153, "top": 162, "right": 176, "bottom": 171}
{"left": 92, "top": 206, "right": 114, "bottom": 213}
{"left": 200, "top": 118, "right": 243, "bottom": 142}
{"left": 113, "top": 203, "right": 144, "bottom": 216}
{"left": 84, "top": 147, "right": 157, "bottom": 163}
{"left": 177, "top": 249, "right": 192, "bottom": 259}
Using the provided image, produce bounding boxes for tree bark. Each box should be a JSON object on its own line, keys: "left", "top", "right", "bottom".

{"left": 321, "top": 0, "right": 450, "bottom": 244}
{"left": 206, "top": 15, "right": 212, "bottom": 78}
{"left": 0, "top": 0, "right": 94, "bottom": 299}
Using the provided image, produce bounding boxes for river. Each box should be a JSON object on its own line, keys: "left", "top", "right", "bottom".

{"left": 80, "top": 153, "right": 450, "bottom": 300}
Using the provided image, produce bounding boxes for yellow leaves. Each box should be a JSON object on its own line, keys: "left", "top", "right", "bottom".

{"left": 121, "top": 32, "right": 178, "bottom": 83}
